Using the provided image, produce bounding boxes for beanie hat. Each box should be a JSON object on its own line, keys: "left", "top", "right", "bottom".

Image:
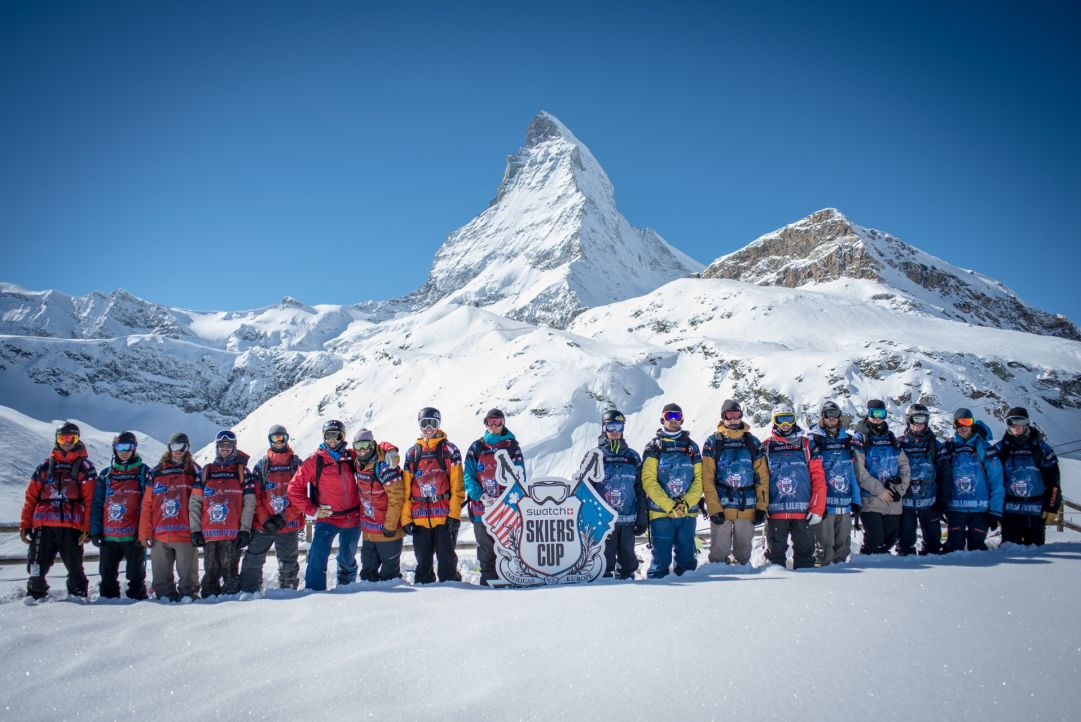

{"left": 353, "top": 428, "right": 375, "bottom": 443}
{"left": 1005, "top": 406, "right": 1028, "bottom": 420}
{"left": 867, "top": 399, "right": 886, "bottom": 412}
{"left": 662, "top": 403, "right": 683, "bottom": 415}
{"left": 721, "top": 399, "right": 741, "bottom": 414}
{"left": 953, "top": 407, "right": 974, "bottom": 421}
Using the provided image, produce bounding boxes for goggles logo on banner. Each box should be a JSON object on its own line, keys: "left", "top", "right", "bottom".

{"left": 483, "top": 448, "right": 616, "bottom": 587}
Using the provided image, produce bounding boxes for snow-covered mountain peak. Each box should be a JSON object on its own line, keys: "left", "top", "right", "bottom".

{"left": 703, "top": 208, "right": 1080, "bottom": 340}
{"left": 407, "top": 111, "right": 701, "bottom": 328}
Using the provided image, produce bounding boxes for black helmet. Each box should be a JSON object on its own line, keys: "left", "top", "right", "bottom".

{"left": 322, "top": 420, "right": 345, "bottom": 434}
{"left": 820, "top": 400, "right": 842, "bottom": 418}
{"left": 113, "top": 431, "right": 138, "bottom": 449}
{"left": 55, "top": 421, "right": 80, "bottom": 438}
{"left": 602, "top": 409, "right": 626, "bottom": 425}
{"left": 417, "top": 407, "right": 441, "bottom": 427}
{"left": 905, "top": 403, "right": 930, "bottom": 424}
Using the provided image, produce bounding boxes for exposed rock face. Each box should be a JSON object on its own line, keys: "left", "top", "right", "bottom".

{"left": 703, "top": 208, "right": 1079, "bottom": 340}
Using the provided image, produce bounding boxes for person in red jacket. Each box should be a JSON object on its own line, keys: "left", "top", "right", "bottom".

{"left": 139, "top": 432, "right": 201, "bottom": 602}
{"left": 762, "top": 404, "right": 826, "bottom": 570}
{"left": 287, "top": 420, "right": 362, "bottom": 591}
{"left": 353, "top": 430, "right": 406, "bottom": 582}
{"left": 20, "top": 421, "right": 98, "bottom": 600}
{"left": 188, "top": 429, "right": 256, "bottom": 597}
{"left": 240, "top": 424, "right": 304, "bottom": 594}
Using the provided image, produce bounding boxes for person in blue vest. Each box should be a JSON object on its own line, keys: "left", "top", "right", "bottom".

{"left": 993, "top": 407, "right": 1061, "bottom": 546}
{"left": 90, "top": 431, "right": 151, "bottom": 600}
{"left": 585, "top": 409, "right": 647, "bottom": 579}
{"left": 853, "top": 399, "right": 911, "bottom": 554}
{"left": 937, "top": 407, "right": 1004, "bottom": 552}
{"left": 808, "top": 401, "right": 861, "bottom": 565}
{"left": 763, "top": 403, "right": 826, "bottom": 569}
{"left": 897, "top": 404, "right": 947, "bottom": 555}
{"left": 641, "top": 403, "right": 702, "bottom": 578}
{"left": 464, "top": 408, "right": 526, "bottom": 586}
{"left": 702, "top": 399, "right": 768, "bottom": 566}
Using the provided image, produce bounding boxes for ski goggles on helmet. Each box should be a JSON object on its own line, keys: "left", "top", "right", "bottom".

{"left": 55, "top": 433, "right": 79, "bottom": 445}
{"left": 602, "top": 421, "right": 625, "bottom": 433}
{"left": 113, "top": 442, "right": 135, "bottom": 453}
{"left": 323, "top": 430, "right": 343, "bottom": 441}
{"left": 269, "top": 432, "right": 289, "bottom": 444}
{"left": 868, "top": 408, "right": 888, "bottom": 420}
{"left": 772, "top": 413, "right": 796, "bottom": 428}
{"left": 484, "top": 416, "right": 504, "bottom": 426}
{"left": 168, "top": 441, "right": 189, "bottom": 453}
{"left": 722, "top": 410, "right": 743, "bottom": 422}
{"left": 907, "top": 413, "right": 929, "bottom": 425}
{"left": 419, "top": 417, "right": 439, "bottom": 430}
{"left": 954, "top": 417, "right": 974, "bottom": 427}
{"left": 822, "top": 408, "right": 842, "bottom": 420}
{"left": 352, "top": 440, "right": 375, "bottom": 452}
{"left": 1006, "top": 416, "right": 1029, "bottom": 428}
{"left": 662, "top": 411, "right": 683, "bottom": 422}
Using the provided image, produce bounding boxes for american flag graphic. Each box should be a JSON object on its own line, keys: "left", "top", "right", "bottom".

{"left": 484, "top": 495, "right": 521, "bottom": 547}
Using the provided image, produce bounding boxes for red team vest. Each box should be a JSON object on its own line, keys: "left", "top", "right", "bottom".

{"left": 150, "top": 463, "right": 198, "bottom": 538}
{"left": 102, "top": 465, "right": 146, "bottom": 538}
{"left": 255, "top": 451, "right": 303, "bottom": 533}
{"left": 408, "top": 445, "right": 451, "bottom": 520}
{"left": 358, "top": 463, "right": 392, "bottom": 534}
{"left": 31, "top": 454, "right": 93, "bottom": 529}
{"left": 200, "top": 463, "right": 245, "bottom": 540}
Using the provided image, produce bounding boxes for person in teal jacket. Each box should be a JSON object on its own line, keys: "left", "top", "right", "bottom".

{"left": 937, "top": 407, "right": 1004, "bottom": 552}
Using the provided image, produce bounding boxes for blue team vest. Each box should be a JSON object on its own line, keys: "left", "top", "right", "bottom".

{"left": 901, "top": 433, "right": 937, "bottom": 510}
{"left": 711, "top": 435, "right": 756, "bottom": 511}
{"left": 766, "top": 440, "right": 812, "bottom": 515}
{"left": 647, "top": 439, "right": 698, "bottom": 513}
{"left": 599, "top": 451, "right": 639, "bottom": 523}
{"left": 816, "top": 435, "right": 859, "bottom": 513}
{"left": 1001, "top": 448, "right": 1045, "bottom": 516}
{"left": 949, "top": 444, "right": 990, "bottom": 512}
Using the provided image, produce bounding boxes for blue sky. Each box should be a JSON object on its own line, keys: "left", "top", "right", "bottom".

{"left": 2, "top": 1, "right": 1079, "bottom": 324}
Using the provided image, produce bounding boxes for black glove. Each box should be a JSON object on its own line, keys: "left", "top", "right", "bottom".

{"left": 933, "top": 499, "right": 948, "bottom": 515}
{"left": 382, "top": 528, "right": 397, "bottom": 538}
{"left": 403, "top": 523, "right": 415, "bottom": 535}
{"left": 753, "top": 509, "right": 766, "bottom": 525}
{"left": 235, "top": 530, "right": 251, "bottom": 549}
{"left": 445, "top": 518, "right": 461, "bottom": 537}
{"left": 91, "top": 535, "right": 104, "bottom": 547}
{"left": 987, "top": 515, "right": 1000, "bottom": 532}
{"left": 190, "top": 531, "right": 205, "bottom": 547}
{"left": 887, "top": 478, "right": 903, "bottom": 502}
{"left": 851, "top": 503, "right": 861, "bottom": 516}
{"left": 263, "top": 514, "right": 285, "bottom": 535}
{"left": 633, "top": 521, "right": 648, "bottom": 536}
{"left": 709, "top": 513, "right": 725, "bottom": 525}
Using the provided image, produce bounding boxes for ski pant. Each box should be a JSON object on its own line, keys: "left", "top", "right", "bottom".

{"left": 708, "top": 518, "right": 754, "bottom": 565}
{"left": 1001, "top": 513, "right": 1045, "bottom": 547}
{"left": 239, "top": 528, "right": 300, "bottom": 592}
{"left": 604, "top": 523, "right": 639, "bottom": 578}
{"left": 813, "top": 512, "right": 853, "bottom": 565}
{"left": 150, "top": 540, "right": 199, "bottom": 601}
{"left": 360, "top": 538, "right": 404, "bottom": 581}
{"left": 201, "top": 539, "right": 241, "bottom": 597}
{"left": 98, "top": 539, "right": 147, "bottom": 599}
{"left": 473, "top": 521, "right": 497, "bottom": 585}
{"left": 899, "top": 507, "right": 942, "bottom": 555}
{"left": 766, "top": 518, "right": 815, "bottom": 569}
{"left": 647, "top": 517, "right": 697, "bottom": 578}
{"left": 943, "top": 511, "right": 988, "bottom": 552}
{"left": 412, "top": 523, "right": 461, "bottom": 584}
{"left": 304, "top": 522, "right": 361, "bottom": 591}
{"left": 26, "top": 526, "right": 87, "bottom": 599}
{"left": 860, "top": 511, "right": 900, "bottom": 554}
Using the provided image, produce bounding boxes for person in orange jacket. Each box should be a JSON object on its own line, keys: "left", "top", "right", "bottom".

{"left": 401, "top": 407, "right": 465, "bottom": 583}
{"left": 139, "top": 432, "right": 201, "bottom": 602}
{"left": 20, "top": 421, "right": 97, "bottom": 601}
{"left": 352, "top": 430, "right": 406, "bottom": 582}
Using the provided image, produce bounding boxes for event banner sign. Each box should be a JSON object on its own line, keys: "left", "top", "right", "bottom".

{"left": 483, "top": 448, "right": 616, "bottom": 587}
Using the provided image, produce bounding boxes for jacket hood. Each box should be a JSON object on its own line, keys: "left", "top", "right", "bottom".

{"left": 415, "top": 430, "right": 449, "bottom": 449}
{"left": 854, "top": 419, "right": 892, "bottom": 438}
{"left": 953, "top": 420, "right": 992, "bottom": 446}
{"left": 51, "top": 443, "right": 89, "bottom": 464}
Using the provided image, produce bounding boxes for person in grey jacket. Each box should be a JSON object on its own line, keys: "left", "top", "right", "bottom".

{"left": 853, "top": 400, "right": 911, "bottom": 554}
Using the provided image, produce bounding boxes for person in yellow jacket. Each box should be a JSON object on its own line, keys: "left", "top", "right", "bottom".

{"left": 401, "top": 407, "right": 465, "bottom": 583}
{"left": 641, "top": 403, "right": 703, "bottom": 578}
{"left": 702, "top": 399, "right": 769, "bottom": 565}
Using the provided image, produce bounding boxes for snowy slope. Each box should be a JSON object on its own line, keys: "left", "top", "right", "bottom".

{"left": 703, "top": 208, "right": 1080, "bottom": 340}
{"left": 404, "top": 111, "right": 702, "bottom": 327}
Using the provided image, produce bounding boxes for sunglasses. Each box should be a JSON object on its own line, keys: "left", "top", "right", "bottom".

{"left": 822, "top": 408, "right": 842, "bottom": 420}
{"left": 868, "top": 408, "right": 888, "bottom": 420}
{"left": 269, "top": 433, "right": 288, "bottom": 444}
{"left": 1006, "top": 416, "right": 1029, "bottom": 428}
{"left": 56, "top": 434, "right": 79, "bottom": 445}
{"left": 419, "top": 418, "right": 439, "bottom": 430}
{"left": 773, "top": 414, "right": 796, "bottom": 427}
{"left": 908, "top": 414, "right": 929, "bottom": 425}
{"left": 113, "top": 442, "right": 135, "bottom": 453}
{"left": 663, "top": 411, "right": 683, "bottom": 422}
{"left": 168, "top": 442, "right": 189, "bottom": 453}
{"left": 352, "top": 440, "right": 375, "bottom": 452}
{"left": 722, "top": 411, "right": 743, "bottom": 421}
{"left": 955, "top": 417, "right": 974, "bottom": 427}
{"left": 602, "top": 421, "right": 625, "bottom": 433}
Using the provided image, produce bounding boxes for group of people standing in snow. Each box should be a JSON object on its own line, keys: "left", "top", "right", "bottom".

{"left": 18, "top": 398, "right": 1063, "bottom": 601}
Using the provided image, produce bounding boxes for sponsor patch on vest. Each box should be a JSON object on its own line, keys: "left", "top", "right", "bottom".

{"left": 162, "top": 498, "right": 181, "bottom": 519}
{"left": 107, "top": 502, "right": 126, "bottom": 522}
{"left": 209, "top": 500, "right": 229, "bottom": 524}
